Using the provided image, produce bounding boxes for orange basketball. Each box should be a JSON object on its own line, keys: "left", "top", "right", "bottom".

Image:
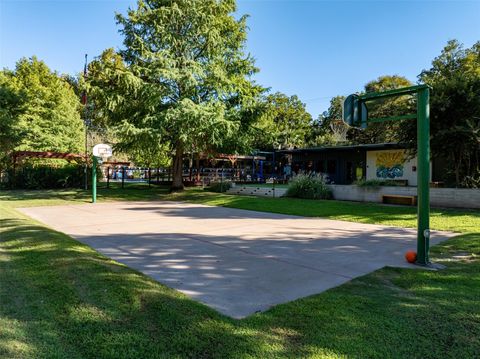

{"left": 405, "top": 251, "right": 417, "bottom": 263}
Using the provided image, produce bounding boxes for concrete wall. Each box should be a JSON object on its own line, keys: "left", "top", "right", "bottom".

{"left": 327, "top": 184, "right": 480, "bottom": 209}
{"left": 366, "top": 150, "right": 432, "bottom": 186}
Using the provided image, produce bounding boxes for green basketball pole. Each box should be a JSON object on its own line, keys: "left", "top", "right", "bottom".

{"left": 416, "top": 86, "right": 430, "bottom": 264}
{"left": 344, "top": 85, "right": 432, "bottom": 265}
{"left": 92, "top": 155, "right": 98, "bottom": 203}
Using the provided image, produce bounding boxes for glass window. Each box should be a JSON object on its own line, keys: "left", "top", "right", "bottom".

{"left": 327, "top": 160, "right": 336, "bottom": 174}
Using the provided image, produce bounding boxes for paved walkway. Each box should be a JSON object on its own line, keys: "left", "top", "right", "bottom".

{"left": 19, "top": 201, "right": 455, "bottom": 318}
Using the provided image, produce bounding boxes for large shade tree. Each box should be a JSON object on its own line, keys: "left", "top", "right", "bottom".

{"left": 418, "top": 40, "right": 480, "bottom": 187}
{"left": 308, "top": 95, "right": 345, "bottom": 146}
{"left": 349, "top": 75, "right": 414, "bottom": 144}
{"left": 0, "top": 57, "right": 84, "bottom": 155}
{"left": 0, "top": 72, "right": 24, "bottom": 170}
{"left": 88, "top": 0, "right": 263, "bottom": 190}
{"left": 253, "top": 92, "right": 312, "bottom": 150}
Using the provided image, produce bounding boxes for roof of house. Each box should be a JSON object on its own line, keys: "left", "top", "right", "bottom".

{"left": 278, "top": 143, "right": 407, "bottom": 154}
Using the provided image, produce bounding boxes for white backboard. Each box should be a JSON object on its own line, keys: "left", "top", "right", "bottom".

{"left": 93, "top": 143, "right": 113, "bottom": 158}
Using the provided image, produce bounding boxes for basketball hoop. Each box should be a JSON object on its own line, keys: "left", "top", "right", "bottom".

{"left": 93, "top": 143, "right": 113, "bottom": 163}
{"left": 330, "top": 119, "right": 349, "bottom": 143}
{"left": 91, "top": 144, "right": 113, "bottom": 204}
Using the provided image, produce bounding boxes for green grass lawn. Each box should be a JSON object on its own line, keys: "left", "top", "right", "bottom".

{"left": 1, "top": 186, "right": 479, "bottom": 358}
{"left": 169, "top": 188, "right": 480, "bottom": 233}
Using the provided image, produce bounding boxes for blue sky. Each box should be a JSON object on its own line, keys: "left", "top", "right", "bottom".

{"left": 1, "top": 0, "right": 479, "bottom": 117}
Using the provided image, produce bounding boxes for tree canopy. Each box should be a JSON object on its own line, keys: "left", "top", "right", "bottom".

{"left": 419, "top": 40, "right": 480, "bottom": 186}
{"left": 88, "top": 0, "right": 264, "bottom": 190}
{"left": 0, "top": 72, "right": 24, "bottom": 169}
{"left": 252, "top": 92, "right": 312, "bottom": 150}
{"left": 348, "top": 75, "right": 414, "bottom": 145}
{"left": 308, "top": 96, "right": 345, "bottom": 146}
{"left": 0, "top": 57, "right": 84, "bottom": 169}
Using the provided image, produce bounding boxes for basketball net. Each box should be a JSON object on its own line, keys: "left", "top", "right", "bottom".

{"left": 99, "top": 148, "right": 111, "bottom": 160}
{"left": 330, "top": 119, "right": 349, "bottom": 143}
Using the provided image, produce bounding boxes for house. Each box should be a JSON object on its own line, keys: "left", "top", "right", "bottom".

{"left": 280, "top": 143, "right": 438, "bottom": 186}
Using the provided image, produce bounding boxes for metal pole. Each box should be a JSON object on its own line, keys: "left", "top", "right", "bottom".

{"left": 92, "top": 156, "right": 97, "bottom": 203}
{"left": 272, "top": 150, "right": 276, "bottom": 198}
{"left": 107, "top": 166, "right": 110, "bottom": 189}
{"left": 83, "top": 54, "right": 88, "bottom": 191}
{"left": 221, "top": 166, "right": 224, "bottom": 192}
{"left": 416, "top": 87, "right": 430, "bottom": 265}
{"left": 84, "top": 125, "right": 88, "bottom": 190}
{"left": 122, "top": 166, "right": 125, "bottom": 189}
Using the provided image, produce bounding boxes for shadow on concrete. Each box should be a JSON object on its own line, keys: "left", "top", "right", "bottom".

{"left": 70, "top": 221, "right": 452, "bottom": 318}
{"left": 1, "top": 214, "right": 478, "bottom": 358}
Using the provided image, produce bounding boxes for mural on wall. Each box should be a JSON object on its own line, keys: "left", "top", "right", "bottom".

{"left": 376, "top": 151, "right": 405, "bottom": 179}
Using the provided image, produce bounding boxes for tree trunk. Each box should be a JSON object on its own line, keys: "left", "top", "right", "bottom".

{"left": 453, "top": 150, "right": 463, "bottom": 188}
{"left": 195, "top": 153, "right": 200, "bottom": 182}
{"left": 171, "top": 143, "right": 184, "bottom": 192}
{"left": 188, "top": 153, "right": 193, "bottom": 181}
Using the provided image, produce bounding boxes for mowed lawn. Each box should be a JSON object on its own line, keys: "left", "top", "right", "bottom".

{"left": 1, "top": 185, "right": 479, "bottom": 358}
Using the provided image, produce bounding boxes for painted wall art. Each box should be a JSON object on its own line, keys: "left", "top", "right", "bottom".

{"left": 375, "top": 151, "right": 405, "bottom": 179}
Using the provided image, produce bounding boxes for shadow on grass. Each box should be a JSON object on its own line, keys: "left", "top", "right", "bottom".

{"left": 0, "top": 217, "right": 261, "bottom": 359}
{"left": 0, "top": 184, "right": 170, "bottom": 206}
{"left": 0, "top": 188, "right": 88, "bottom": 202}
{"left": 1, "top": 209, "right": 479, "bottom": 358}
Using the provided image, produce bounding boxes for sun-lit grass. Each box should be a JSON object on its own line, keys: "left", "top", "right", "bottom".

{"left": 1, "top": 186, "right": 479, "bottom": 358}
{"left": 168, "top": 188, "right": 480, "bottom": 233}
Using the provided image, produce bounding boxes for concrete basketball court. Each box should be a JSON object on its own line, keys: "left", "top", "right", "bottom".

{"left": 19, "top": 201, "right": 455, "bottom": 318}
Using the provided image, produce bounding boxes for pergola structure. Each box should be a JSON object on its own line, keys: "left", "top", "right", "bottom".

{"left": 12, "top": 151, "right": 86, "bottom": 163}
{"left": 8, "top": 151, "right": 87, "bottom": 188}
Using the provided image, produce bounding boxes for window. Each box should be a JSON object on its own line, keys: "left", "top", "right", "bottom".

{"left": 327, "top": 160, "right": 336, "bottom": 174}
{"left": 346, "top": 161, "right": 353, "bottom": 183}
{"left": 316, "top": 160, "right": 325, "bottom": 173}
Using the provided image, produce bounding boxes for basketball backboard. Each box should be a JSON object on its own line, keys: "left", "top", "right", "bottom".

{"left": 93, "top": 144, "right": 113, "bottom": 159}
{"left": 342, "top": 94, "right": 368, "bottom": 129}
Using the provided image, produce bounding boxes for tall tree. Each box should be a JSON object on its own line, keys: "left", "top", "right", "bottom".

{"left": 350, "top": 75, "right": 414, "bottom": 144}
{"left": 254, "top": 92, "right": 312, "bottom": 150}
{"left": 323, "top": 95, "right": 344, "bottom": 125}
{"left": 0, "top": 71, "right": 24, "bottom": 170}
{"left": 1, "top": 57, "right": 84, "bottom": 154}
{"left": 88, "top": 0, "right": 263, "bottom": 191}
{"left": 308, "top": 95, "right": 345, "bottom": 146}
{"left": 419, "top": 40, "right": 480, "bottom": 186}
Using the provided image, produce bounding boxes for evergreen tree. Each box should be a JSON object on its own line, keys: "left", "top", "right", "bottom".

{"left": 88, "top": 0, "right": 263, "bottom": 190}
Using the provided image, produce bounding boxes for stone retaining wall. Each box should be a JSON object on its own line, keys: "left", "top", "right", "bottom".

{"left": 327, "top": 185, "right": 480, "bottom": 209}
{"left": 227, "top": 184, "right": 479, "bottom": 209}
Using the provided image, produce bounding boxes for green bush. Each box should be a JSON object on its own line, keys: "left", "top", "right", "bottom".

{"left": 206, "top": 181, "right": 232, "bottom": 193}
{"left": 3, "top": 164, "right": 86, "bottom": 189}
{"left": 286, "top": 174, "right": 332, "bottom": 200}
{"left": 461, "top": 170, "right": 480, "bottom": 188}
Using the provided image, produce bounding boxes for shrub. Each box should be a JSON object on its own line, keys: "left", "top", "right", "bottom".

{"left": 2, "top": 164, "right": 86, "bottom": 189}
{"left": 461, "top": 170, "right": 480, "bottom": 188}
{"left": 286, "top": 173, "right": 332, "bottom": 200}
{"left": 206, "top": 181, "right": 232, "bottom": 193}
